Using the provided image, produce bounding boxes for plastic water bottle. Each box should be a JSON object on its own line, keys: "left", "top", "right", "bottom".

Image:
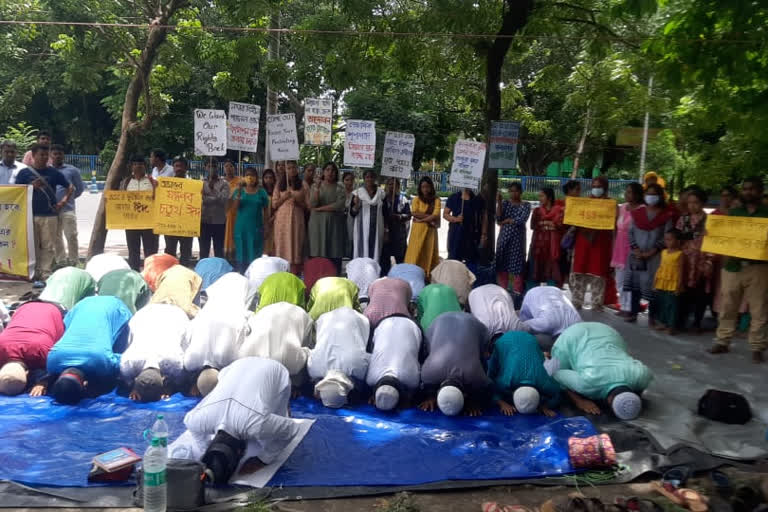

{"left": 151, "top": 414, "right": 169, "bottom": 457}
{"left": 143, "top": 437, "right": 167, "bottom": 512}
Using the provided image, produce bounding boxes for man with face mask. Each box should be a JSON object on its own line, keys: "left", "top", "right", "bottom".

{"left": 200, "top": 157, "right": 230, "bottom": 259}
{"left": 710, "top": 177, "right": 768, "bottom": 363}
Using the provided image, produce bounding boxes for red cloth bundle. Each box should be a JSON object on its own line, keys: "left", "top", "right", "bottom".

{"left": 568, "top": 434, "right": 617, "bottom": 469}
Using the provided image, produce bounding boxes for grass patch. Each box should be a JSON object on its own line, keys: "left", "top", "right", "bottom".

{"left": 376, "top": 492, "right": 421, "bottom": 512}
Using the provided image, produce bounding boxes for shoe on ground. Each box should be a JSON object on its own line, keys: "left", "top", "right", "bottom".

{"left": 32, "top": 280, "right": 46, "bottom": 289}
{"left": 708, "top": 344, "right": 729, "bottom": 355}
{"left": 752, "top": 351, "right": 764, "bottom": 364}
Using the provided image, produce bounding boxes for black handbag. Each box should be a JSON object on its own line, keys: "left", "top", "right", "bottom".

{"left": 135, "top": 459, "right": 206, "bottom": 511}
{"left": 698, "top": 389, "right": 752, "bottom": 425}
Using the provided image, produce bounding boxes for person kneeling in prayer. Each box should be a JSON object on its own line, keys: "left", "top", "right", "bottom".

{"left": 488, "top": 331, "right": 560, "bottom": 417}
{"left": 519, "top": 285, "right": 582, "bottom": 339}
{"left": 364, "top": 277, "right": 413, "bottom": 328}
{"left": 549, "top": 322, "right": 653, "bottom": 420}
{"left": 256, "top": 272, "right": 306, "bottom": 310}
{"left": 169, "top": 357, "right": 300, "bottom": 484}
{"left": 150, "top": 265, "right": 203, "bottom": 319}
{"left": 41, "top": 296, "right": 132, "bottom": 404}
{"left": 307, "top": 307, "right": 370, "bottom": 408}
{"left": 39, "top": 267, "right": 96, "bottom": 310}
{"left": 468, "top": 284, "right": 528, "bottom": 340}
{"left": 307, "top": 276, "right": 360, "bottom": 321}
{"left": 119, "top": 303, "right": 192, "bottom": 402}
{"left": 366, "top": 316, "right": 422, "bottom": 411}
{"left": 417, "top": 283, "right": 462, "bottom": 332}
{"left": 419, "top": 312, "right": 491, "bottom": 416}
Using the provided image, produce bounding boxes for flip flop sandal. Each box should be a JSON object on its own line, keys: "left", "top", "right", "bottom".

{"left": 662, "top": 466, "right": 692, "bottom": 487}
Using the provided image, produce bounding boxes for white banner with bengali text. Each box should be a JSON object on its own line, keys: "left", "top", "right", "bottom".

{"left": 449, "top": 139, "right": 486, "bottom": 190}
{"left": 228, "top": 102, "right": 261, "bottom": 153}
{"left": 381, "top": 131, "right": 415, "bottom": 179}
{"left": 343, "top": 119, "right": 376, "bottom": 168}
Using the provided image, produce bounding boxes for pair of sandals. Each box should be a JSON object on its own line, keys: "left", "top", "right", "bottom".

{"left": 540, "top": 494, "right": 662, "bottom": 512}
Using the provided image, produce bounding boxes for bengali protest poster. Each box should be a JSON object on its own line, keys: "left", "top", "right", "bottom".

{"left": 194, "top": 109, "right": 227, "bottom": 156}
{"left": 380, "top": 131, "right": 415, "bottom": 179}
{"left": 0, "top": 185, "right": 35, "bottom": 279}
{"left": 267, "top": 113, "right": 300, "bottom": 161}
{"left": 701, "top": 215, "right": 768, "bottom": 261}
{"left": 105, "top": 190, "right": 154, "bottom": 230}
{"left": 343, "top": 119, "right": 376, "bottom": 168}
{"left": 228, "top": 102, "right": 261, "bottom": 153}
{"left": 489, "top": 121, "right": 520, "bottom": 169}
{"left": 304, "top": 98, "right": 333, "bottom": 146}
{"left": 153, "top": 178, "right": 203, "bottom": 237}
{"left": 563, "top": 197, "right": 617, "bottom": 230}
{"left": 448, "top": 139, "right": 486, "bottom": 190}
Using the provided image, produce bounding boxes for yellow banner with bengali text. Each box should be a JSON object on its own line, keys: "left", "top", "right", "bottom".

{"left": 564, "top": 197, "right": 617, "bottom": 230}
{"left": 105, "top": 190, "right": 154, "bottom": 230}
{"left": 0, "top": 185, "right": 35, "bottom": 279}
{"left": 153, "top": 178, "right": 203, "bottom": 237}
{"left": 701, "top": 215, "right": 768, "bottom": 261}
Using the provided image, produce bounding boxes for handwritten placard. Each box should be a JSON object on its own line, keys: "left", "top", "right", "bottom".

{"left": 228, "top": 102, "right": 261, "bottom": 153}
{"left": 344, "top": 119, "right": 376, "bottom": 168}
{"left": 380, "top": 131, "right": 415, "bottom": 179}
{"left": 105, "top": 190, "right": 154, "bottom": 230}
{"left": 702, "top": 215, "right": 768, "bottom": 261}
{"left": 194, "top": 109, "right": 227, "bottom": 156}
{"left": 304, "top": 98, "right": 333, "bottom": 146}
{"left": 489, "top": 121, "right": 520, "bottom": 169}
{"left": 153, "top": 178, "right": 203, "bottom": 237}
{"left": 563, "top": 197, "right": 617, "bottom": 230}
{"left": 0, "top": 185, "right": 34, "bottom": 279}
{"left": 448, "top": 139, "right": 486, "bottom": 190}
{"left": 267, "top": 113, "right": 300, "bottom": 161}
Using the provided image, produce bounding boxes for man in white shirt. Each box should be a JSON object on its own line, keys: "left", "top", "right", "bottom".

{"left": 120, "top": 154, "right": 158, "bottom": 270}
{"left": 150, "top": 148, "right": 174, "bottom": 179}
{"left": 468, "top": 284, "right": 528, "bottom": 341}
{"left": 366, "top": 316, "right": 422, "bottom": 410}
{"left": 430, "top": 259, "right": 476, "bottom": 306}
{"left": 0, "top": 140, "right": 26, "bottom": 184}
{"left": 519, "top": 286, "right": 582, "bottom": 338}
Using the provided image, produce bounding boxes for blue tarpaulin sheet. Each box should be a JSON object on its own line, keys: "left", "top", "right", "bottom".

{"left": 0, "top": 394, "right": 597, "bottom": 488}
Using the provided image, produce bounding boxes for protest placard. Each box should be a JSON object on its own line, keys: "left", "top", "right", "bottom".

{"left": 105, "top": 190, "right": 154, "bottom": 230}
{"left": 267, "top": 113, "right": 300, "bottom": 161}
{"left": 194, "top": 109, "right": 227, "bottom": 155}
{"left": 0, "top": 185, "right": 34, "bottom": 279}
{"left": 489, "top": 121, "right": 520, "bottom": 169}
{"left": 153, "top": 178, "right": 203, "bottom": 237}
{"left": 448, "top": 139, "right": 486, "bottom": 190}
{"left": 304, "top": 98, "right": 333, "bottom": 146}
{"left": 563, "top": 197, "right": 617, "bottom": 230}
{"left": 701, "top": 215, "right": 768, "bottom": 261}
{"left": 381, "top": 131, "right": 415, "bottom": 179}
{"left": 343, "top": 119, "right": 376, "bottom": 168}
{"left": 228, "top": 102, "right": 261, "bottom": 153}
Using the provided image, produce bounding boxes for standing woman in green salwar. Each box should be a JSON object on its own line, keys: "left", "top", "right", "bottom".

{"left": 308, "top": 162, "right": 347, "bottom": 274}
{"left": 231, "top": 168, "right": 269, "bottom": 272}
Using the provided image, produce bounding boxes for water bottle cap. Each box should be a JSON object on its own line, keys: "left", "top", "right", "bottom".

{"left": 151, "top": 437, "right": 160, "bottom": 447}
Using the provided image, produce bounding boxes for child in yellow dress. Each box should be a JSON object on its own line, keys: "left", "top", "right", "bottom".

{"left": 652, "top": 228, "right": 684, "bottom": 334}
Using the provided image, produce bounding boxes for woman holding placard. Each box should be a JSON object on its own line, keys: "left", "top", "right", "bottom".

{"left": 272, "top": 161, "right": 307, "bottom": 275}
{"left": 308, "top": 162, "right": 347, "bottom": 272}
{"left": 405, "top": 176, "right": 441, "bottom": 277}
{"left": 350, "top": 170, "right": 386, "bottom": 262}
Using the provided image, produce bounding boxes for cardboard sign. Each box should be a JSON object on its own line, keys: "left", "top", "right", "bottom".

{"left": 489, "top": 121, "right": 520, "bottom": 169}
{"left": 267, "top": 113, "right": 300, "bottom": 161}
{"left": 194, "top": 109, "right": 227, "bottom": 155}
{"left": 381, "top": 131, "right": 415, "bottom": 179}
{"left": 701, "top": 215, "right": 768, "bottom": 261}
{"left": 0, "top": 185, "right": 34, "bottom": 279}
{"left": 105, "top": 190, "right": 154, "bottom": 230}
{"left": 343, "top": 119, "right": 376, "bottom": 168}
{"left": 304, "top": 98, "right": 333, "bottom": 146}
{"left": 228, "top": 102, "right": 261, "bottom": 153}
{"left": 563, "top": 197, "right": 617, "bottom": 230}
{"left": 448, "top": 139, "right": 486, "bottom": 190}
{"left": 153, "top": 178, "right": 203, "bottom": 237}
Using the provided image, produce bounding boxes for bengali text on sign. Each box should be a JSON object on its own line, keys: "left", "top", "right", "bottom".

{"left": 0, "top": 185, "right": 35, "bottom": 279}
{"left": 380, "top": 131, "right": 415, "bottom": 179}
{"left": 153, "top": 178, "right": 203, "bottom": 237}
{"left": 105, "top": 190, "right": 155, "bottom": 230}
{"left": 489, "top": 121, "right": 520, "bottom": 169}
{"left": 448, "top": 139, "right": 486, "bottom": 190}
{"left": 701, "top": 215, "right": 768, "bottom": 261}
{"left": 304, "top": 98, "right": 333, "bottom": 146}
{"left": 343, "top": 119, "right": 376, "bottom": 168}
{"left": 228, "top": 102, "right": 261, "bottom": 153}
{"left": 564, "top": 197, "right": 617, "bottom": 230}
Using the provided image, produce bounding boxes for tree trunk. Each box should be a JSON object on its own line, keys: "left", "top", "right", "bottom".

{"left": 87, "top": 3, "right": 187, "bottom": 258}
{"left": 570, "top": 106, "right": 591, "bottom": 178}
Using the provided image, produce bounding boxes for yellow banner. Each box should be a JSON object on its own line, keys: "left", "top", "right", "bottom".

{"left": 701, "top": 215, "right": 768, "bottom": 261}
{"left": 0, "top": 185, "right": 35, "bottom": 279}
{"left": 105, "top": 190, "right": 154, "bottom": 230}
{"left": 153, "top": 178, "right": 203, "bottom": 237}
{"left": 564, "top": 197, "right": 617, "bottom": 230}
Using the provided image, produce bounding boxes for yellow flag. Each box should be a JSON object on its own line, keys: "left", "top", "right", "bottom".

{"left": 0, "top": 185, "right": 35, "bottom": 279}
{"left": 153, "top": 178, "right": 203, "bottom": 237}
{"left": 105, "top": 190, "right": 154, "bottom": 230}
{"left": 564, "top": 197, "right": 617, "bottom": 230}
{"left": 701, "top": 215, "right": 768, "bottom": 261}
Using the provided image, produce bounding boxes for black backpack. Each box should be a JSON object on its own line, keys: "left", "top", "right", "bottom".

{"left": 698, "top": 389, "right": 752, "bottom": 425}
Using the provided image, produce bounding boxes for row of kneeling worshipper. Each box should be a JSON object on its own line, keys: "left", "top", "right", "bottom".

{"left": 0, "top": 252, "right": 653, "bottom": 421}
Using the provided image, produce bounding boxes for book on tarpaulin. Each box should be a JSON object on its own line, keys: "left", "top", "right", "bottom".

{"left": 93, "top": 447, "right": 142, "bottom": 472}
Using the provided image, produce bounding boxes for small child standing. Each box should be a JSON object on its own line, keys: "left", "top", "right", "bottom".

{"left": 652, "top": 229, "right": 684, "bottom": 334}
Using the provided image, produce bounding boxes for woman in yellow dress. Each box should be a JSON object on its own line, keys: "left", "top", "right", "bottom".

{"left": 405, "top": 176, "right": 441, "bottom": 277}
{"left": 222, "top": 159, "right": 241, "bottom": 262}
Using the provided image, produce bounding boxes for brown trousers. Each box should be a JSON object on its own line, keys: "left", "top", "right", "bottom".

{"left": 715, "top": 265, "right": 768, "bottom": 351}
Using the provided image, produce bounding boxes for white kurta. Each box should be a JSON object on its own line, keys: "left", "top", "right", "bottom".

{"left": 245, "top": 256, "right": 290, "bottom": 303}
{"left": 345, "top": 257, "right": 381, "bottom": 299}
{"left": 85, "top": 254, "right": 130, "bottom": 283}
{"left": 468, "top": 284, "right": 527, "bottom": 336}
{"left": 120, "top": 304, "right": 190, "bottom": 382}
{"left": 351, "top": 187, "right": 385, "bottom": 261}
{"left": 183, "top": 302, "right": 250, "bottom": 371}
{"left": 366, "top": 316, "right": 421, "bottom": 390}
{"left": 181, "top": 357, "right": 299, "bottom": 464}
{"left": 307, "top": 307, "right": 370, "bottom": 382}
{"left": 430, "top": 259, "right": 476, "bottom": 305}
{"left": 205, "top": 272, "right": 251, "bottom": 308}
{"left": 519, "top": 286, "right": 582, "bottom": 336}
{"left": 239, "top": 302, "right": 313, "bottom": 376}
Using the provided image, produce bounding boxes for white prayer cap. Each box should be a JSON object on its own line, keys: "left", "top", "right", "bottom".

{"left": 315, "top": 370, "right": 353, "bottom": 409}
{"left": 513, "top": 386, "right": 540, "bottom": 414}
{"left": 374, "top": 385, "right": 399, "bottom": 411}
{"left": 0, "top": 361, "right": 27, "bottom": 396}
{"left": 437, "top": 385, "right": 464, "bottom": 416}
{"left": 612, "top": 391, "right": 642, "bottom": 420}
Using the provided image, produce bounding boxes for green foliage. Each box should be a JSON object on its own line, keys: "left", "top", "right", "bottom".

{"left": 2, "top": 121, "right": 38, "bottom": 150}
